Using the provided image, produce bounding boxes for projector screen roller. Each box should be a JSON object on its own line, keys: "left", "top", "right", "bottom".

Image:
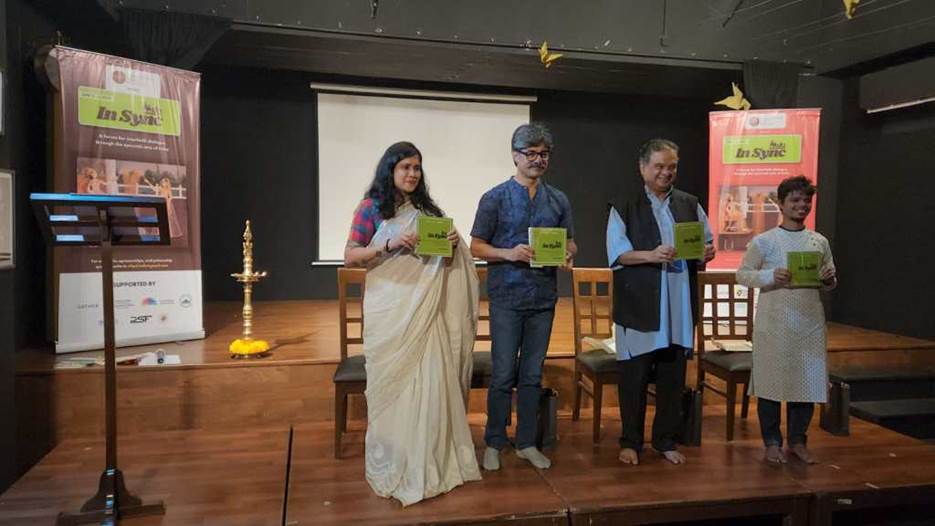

{"left": 316, "top": 92, "right": 531, "bottom": 261}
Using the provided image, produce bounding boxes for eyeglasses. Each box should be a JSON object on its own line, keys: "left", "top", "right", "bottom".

{"left": 515, "top": 149, "right": 551, "bottom": 161}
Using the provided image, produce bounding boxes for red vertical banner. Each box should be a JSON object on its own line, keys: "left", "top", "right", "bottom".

{"left": 707, "top": 109, "right": 821, "bottom": 270}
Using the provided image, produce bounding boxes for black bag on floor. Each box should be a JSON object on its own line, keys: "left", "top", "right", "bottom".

{"left": 536, "top": 387, "right": 558, "bottom": 450}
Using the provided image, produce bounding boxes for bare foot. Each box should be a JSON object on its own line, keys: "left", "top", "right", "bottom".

{"left": 660, "top": 449, "right": 686, "bottom": 465}
{"left": 618, "top": 448, "right": 639, "bottom": 465}
{"left": 765, "top": 445, "right": 787, "bottom": 465}
{"left": 788, "top": 444, "right": 818, "bottom": 464}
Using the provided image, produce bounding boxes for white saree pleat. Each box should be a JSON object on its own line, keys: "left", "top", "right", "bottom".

{"left": 363, "top": 204, "right": 481, "bottom": 506}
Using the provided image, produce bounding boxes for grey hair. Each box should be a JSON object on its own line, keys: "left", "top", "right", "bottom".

{"left": 638, "top": 138, "right": 679, "bottom": 165}
{"left": 511, "top": 122, "right": 554, "bottom": 151}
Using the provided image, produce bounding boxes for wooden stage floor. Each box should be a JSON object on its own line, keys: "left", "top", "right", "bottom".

{"left": 8, "top": 300, "right": 935, "bottom": 524}
{"left": 3, "top": 406, "right": 935, "bottom": 526}
{"left": 17, "top": 299, "right": 935, "bottom": 371}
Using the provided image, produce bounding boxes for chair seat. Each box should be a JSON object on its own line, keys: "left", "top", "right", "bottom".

{"left": 472, "top": 351, "right": 492, "bottom": 378}
{"left": 576, "top": 349, "right": 618, "bottom": 374}
{"left": 334, "top": 355, "right": 366, "bottom": 383}
{"left": 701, "top": 350, "right": 752, "bottom": 373}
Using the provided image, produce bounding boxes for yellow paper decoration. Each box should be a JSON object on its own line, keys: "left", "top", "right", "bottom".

{"left": 843, "top": 0, "right": 860, "bottom": 19}
{"left": 715, "top": 82, "right": 752, "bottom": 111}
{"left": 538, "top": 41, "right": 563, "bottom": 69}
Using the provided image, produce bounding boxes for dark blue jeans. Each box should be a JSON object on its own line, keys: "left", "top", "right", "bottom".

{"left": 484, "top": 304, "right": 555, "bottom": 450}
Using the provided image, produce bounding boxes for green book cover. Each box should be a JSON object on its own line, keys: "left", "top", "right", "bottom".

{"left": 529, "top": 227, "right": 566, "bottom": 267}
{"left": 787, "top": 251, "right": 822, "bottom": 288}
{"left": 415, "top": 216, "right": 453, "bottom": 257}
{"left": 674, "top": 221, "right": 705, "bottom": 260}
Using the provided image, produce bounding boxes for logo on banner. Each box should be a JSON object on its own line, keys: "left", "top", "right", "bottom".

{"left": 744, "top": 113, "right": 787, "bottom": 130}
{"left": 723, "top": 135, "right": 802, "bottom": 164}
{"left": 141, "top": 297, "right": 158, "bottom": 306}
{"left": 130, "top": 314, "right": 153, "bottom": 324}
{"left": 179, "top": 294, "right": 193, "bottom": 308}
{"left": 77, "top": 86, "right": 181, "bottom": 136}
{"left": 105, "top": 65, "right": 161, "bottom": 98}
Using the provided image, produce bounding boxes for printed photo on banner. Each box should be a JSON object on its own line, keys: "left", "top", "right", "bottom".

{"left": 716, "top": 185, "right": 781, "bottom": 251}
{"left": 76, "top": 157, "right": 189, "bottom": 245}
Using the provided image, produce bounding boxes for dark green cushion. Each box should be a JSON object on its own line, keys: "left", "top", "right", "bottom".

{"left": 472, "top": 351, "right": 492, "bottom": 378}
{"left": 701, "top": 351, "right": 752, "bottom": 373}
{"left": 333, "top": 355, "right": 366, "bottom": 383}
{"left": 576, "top": 350, "right": 618, "bottom": 374}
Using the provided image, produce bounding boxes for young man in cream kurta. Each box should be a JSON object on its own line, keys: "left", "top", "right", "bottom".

{"left": 737, "top": 175, "right": 837, "bottom": 465}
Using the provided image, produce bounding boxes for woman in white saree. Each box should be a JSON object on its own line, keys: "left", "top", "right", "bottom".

{"left": 344, "top": 142, "right": 482, "bottom": 506}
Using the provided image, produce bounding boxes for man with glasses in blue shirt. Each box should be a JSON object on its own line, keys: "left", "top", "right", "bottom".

{"left": 471, "top": 123, "right": 577, "bottom": 471}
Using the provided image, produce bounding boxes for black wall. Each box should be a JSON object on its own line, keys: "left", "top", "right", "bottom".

{"left": 797, "top": 75, "right": 845, "bottom": 249}
{"left": 199, "top": 66, "right": 720, "bottom": 301}
{"left": 201, "top": 67, "right": 320, "bottom": 301}
{"left": 1, "top": 0, "right": 58, "bottom": 493}
{"left": 534, "top": 91, "right": 712, "bottom": 270}
{"left": 831, "top": 79, "right": 935, "bottom": 339}
{"left": 0, "top": 0, "right": 14, "bottom": 494}
{"left": 1, "top": 0, "right": 122, "bottom": 492}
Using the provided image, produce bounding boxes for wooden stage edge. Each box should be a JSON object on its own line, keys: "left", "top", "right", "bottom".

{"left": 17, "top": 299, "right": 935, "bottom": 373}
{"left": 11, "top": 300, "right": 935, "bottom": 484}
{"left": 3, "top": 408, "right": 935, "bottom": 525}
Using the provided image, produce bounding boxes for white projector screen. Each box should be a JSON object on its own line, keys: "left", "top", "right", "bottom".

{"left": 317, "top": 92, "right": 531, "bottom": 261}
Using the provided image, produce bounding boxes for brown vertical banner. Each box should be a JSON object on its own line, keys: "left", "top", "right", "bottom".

{"left": 49, "top": 46, "right": 204, "bottom": 352}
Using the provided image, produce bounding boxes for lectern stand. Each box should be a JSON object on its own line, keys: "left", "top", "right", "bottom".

{"left": 31, "top": 193, "right": 170, "bottom": 525}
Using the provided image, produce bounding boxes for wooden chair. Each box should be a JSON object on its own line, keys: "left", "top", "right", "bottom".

{"left": 695, "top": 271, "right": 755, "bottom": 441}
{"left": 571, "top": 267, "right": 618, "bottom": 443}
{"left": 471, "top": 266, "right": 493, "bottom": 388}
{"left": 333, "top": 267, "right": 367, "bottom": 458}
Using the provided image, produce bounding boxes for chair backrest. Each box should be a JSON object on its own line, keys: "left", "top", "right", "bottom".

{"left": 571, "top": 267, "right": 614, "bottom": 356}
{"left": 475, "top": 265, "right": 491, "bottom": 343}
{"left": 695, "top": 271, "right": 755, "bottom": 354}
{"left": 337, "top": 267, "right": 366, "bottom": 360}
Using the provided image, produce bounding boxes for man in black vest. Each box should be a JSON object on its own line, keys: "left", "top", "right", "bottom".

{"left": 606, "top": 139, "right": 715, "bottom": 465}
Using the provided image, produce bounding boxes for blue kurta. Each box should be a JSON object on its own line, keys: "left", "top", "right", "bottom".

{"left": 606, "top": 186, "right": 713, "bottom": 360}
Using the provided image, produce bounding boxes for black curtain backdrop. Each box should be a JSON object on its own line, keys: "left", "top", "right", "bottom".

{"left": 200, "top": 67, "right": 715, "bottom": 300}
{"left": 120, "top": 8, "right": 230, "bottom": 69}
{"left": 743, "top": 60, "right": 801, "bottom": 108}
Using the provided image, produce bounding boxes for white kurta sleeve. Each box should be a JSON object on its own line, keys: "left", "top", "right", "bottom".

{"left": 736, "top": 237, "right": 777, "bottom": 290}
{"left": 820, "top": 235, "right": 838, "bottom": 291}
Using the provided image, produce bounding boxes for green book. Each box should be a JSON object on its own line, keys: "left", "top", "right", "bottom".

{"left": 674, "top": 221, "right": 705, "bottom": 260}
{"left": 787, "top": 251, "right": 822, "bottom": 288}
{"left": 415, "top": 216, "right": 454, "bottom": 257}
{"left": 529, "top": 227, "right": 567, "bottom": 267}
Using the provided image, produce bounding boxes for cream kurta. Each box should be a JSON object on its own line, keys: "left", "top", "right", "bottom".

{"left": 362, "top": 203, "right": 481, "bottom": 507}
{"left": 736, "top": 227, "right": 835, "bottom": 403}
